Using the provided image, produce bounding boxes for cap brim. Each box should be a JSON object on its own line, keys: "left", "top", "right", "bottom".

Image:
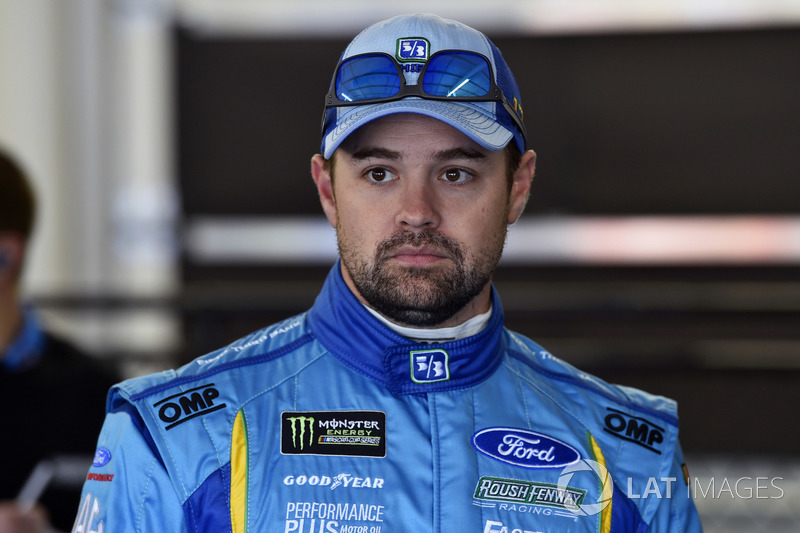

{"left": 322, "top": 99, "right": 513, "bottom": 159}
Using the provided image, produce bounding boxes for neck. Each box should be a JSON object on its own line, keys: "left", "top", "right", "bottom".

{"left": 0, "top": 287, "right": 23, "bottom": 355}
{"left": 364, "top": 303, "right": 493, "bottom": 343}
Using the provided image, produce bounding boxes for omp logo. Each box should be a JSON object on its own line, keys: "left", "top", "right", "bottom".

{"left": 396, "top": 37, "right": 429, "bottom": 62}
{"left": 287, "top": 415, "right": 315, "bottom": 450}
{"left": 411, "top": 349, "right": 450, "bottom": 384}
{"left": 604, "top": 408, "right": 665, "bottom": 454}
{"left": 153, "top": 383, "right": 226, "bottom": 430}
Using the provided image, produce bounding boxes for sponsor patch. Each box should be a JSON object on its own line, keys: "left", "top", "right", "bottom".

{"left": 283, "top": 473, "right": 385, "bottom": 490}
{"left": 396, "top": 37, "right": 429, "bottom": 62}
{"left": 86, "top": 472, "right": 114, "bottom": 482}
{"left": 474, "top": 476, "right": 585, "bottom": 511}
{"left": 285, "top": 501, "right": 385, "bottom": 532}
{"left": 473, "top": 427, "right": 580, "bottom": 469}
{"left": 281, "top": 411, "right": 386, "bottom": 457}
{"left": 92, "top": 447, "right": 112, "bottom": 467}
{"left": 74, "top": 493, "right": 104, "bottom": 533}
{"left": 153, "top": 383, "right": 226, "bottom": 430}
{"left": 603, "top": 407, "right": 665, "bottom": 454}
{"left": 410, "top": 349, "right": 450, "bottom": 384}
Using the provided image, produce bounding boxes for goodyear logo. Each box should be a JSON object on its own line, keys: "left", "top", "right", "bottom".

{"left": 153, "top": 383, "right": 226, "bottom": 430}
{"left": 474, "top": 476, "right": 586, "bottom": 511}
{"left": 281, "top": 411, "right": 386, "bottom": 458}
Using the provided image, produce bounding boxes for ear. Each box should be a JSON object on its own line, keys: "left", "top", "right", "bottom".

{"left": 0, "top": 234, "right": 25, "bottom": 280}
{"left": 507, "top": 149, "right": 537, "bottom": 225}
{"left": 311, "top": 154, "right": 338, "bottom": 228}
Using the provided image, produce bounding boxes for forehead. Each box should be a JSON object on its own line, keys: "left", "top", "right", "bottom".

{"left": 338, "top": 113, "right": 490, "bottom": 156}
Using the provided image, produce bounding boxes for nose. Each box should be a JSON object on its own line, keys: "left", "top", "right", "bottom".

{"left": 394, "top": 179, "right": 440, "bottom": 229}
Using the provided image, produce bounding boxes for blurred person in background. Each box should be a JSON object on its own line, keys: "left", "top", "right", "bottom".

{"left": 0, "top": 148, "right": 118, "bottom": 533}
{"left": 73, "top": 14, "right": 701, "bottom": 532}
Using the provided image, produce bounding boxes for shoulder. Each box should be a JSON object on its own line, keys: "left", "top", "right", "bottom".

{"left": 503, "top": 329, "right": 677, "bottom": 424}
{"left": 96, "top": 313, "right": 320, "bottom": 501}
{"left": 501, "top": 329, "right": 689, "bottom": 524}
{"left": 501, "top": 328, "right": 680, "bottom": 469}
{"left": 109, "top": 312, "right": 316, "bottom": 411}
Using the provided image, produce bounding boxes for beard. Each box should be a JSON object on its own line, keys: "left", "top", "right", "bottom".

{"left": 339, "top": 228, "right": 506, "bottom": 327}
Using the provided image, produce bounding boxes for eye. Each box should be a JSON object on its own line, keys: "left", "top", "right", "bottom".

{"left": 440, "top": 168, "right": 472, "bottom": 183}
{"left": 366, "top": 167, "right": 397, "bottom": 183}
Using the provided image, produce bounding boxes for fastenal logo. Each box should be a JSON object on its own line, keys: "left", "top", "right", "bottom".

{"left": 473, "top": 476, "right": 586, "bottom": 511}
{"left": 557, "top": 459, "right": 613, "bottom": 516}
{"left": 603, "top": 407, "right": 664, "bottom": 454}
{"left": 153, "top": 383, "right": 226, "bottom": 430}
{"left": 281, "top": 411, "right": 386, "bottom": 457}
{"left": 411, "top": 349, "right": 450, "bottom": 384}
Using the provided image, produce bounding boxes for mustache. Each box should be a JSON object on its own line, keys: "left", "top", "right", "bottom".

{"left": 375, "top": 230, "right": 463, "bottom": 262}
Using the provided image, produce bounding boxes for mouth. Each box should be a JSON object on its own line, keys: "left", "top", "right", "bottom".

{"left": 387, "top": 246, "right": 451, "bottom": 267}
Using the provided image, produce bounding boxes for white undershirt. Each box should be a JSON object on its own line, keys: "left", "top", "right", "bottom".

{"left": 363, "top": 304, "right": 493, "bottom": 344}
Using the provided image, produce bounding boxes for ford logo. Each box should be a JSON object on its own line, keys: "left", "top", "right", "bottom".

{"left": 92, "top": 447, "right": 112, "bottom": 467}
{"left": 472, "top": 427, "right": 580, "bottom": 469}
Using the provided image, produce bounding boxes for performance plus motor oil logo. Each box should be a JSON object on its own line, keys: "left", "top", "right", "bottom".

{"left": 281, "top": 411, "right": 386, "bottom": 458}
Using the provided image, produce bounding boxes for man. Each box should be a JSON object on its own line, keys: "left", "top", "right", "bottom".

{"left": 74, "top": 14, "right": 702, "bottom": 532}
{"left": 0, "top": 148, "right": 118, "bottom": 533}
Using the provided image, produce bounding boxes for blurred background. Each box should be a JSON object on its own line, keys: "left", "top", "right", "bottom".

{"left": 1, "top": 0, "right": 798, "bottom": 530}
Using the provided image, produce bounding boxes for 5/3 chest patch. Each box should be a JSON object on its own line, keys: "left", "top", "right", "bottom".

{"left": 281, "top": 411, "right": 386, "bottom": 458}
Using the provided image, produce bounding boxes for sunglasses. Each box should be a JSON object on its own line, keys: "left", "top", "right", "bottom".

{"left": 322, "top": 50, "right": 526, "bottom": 142}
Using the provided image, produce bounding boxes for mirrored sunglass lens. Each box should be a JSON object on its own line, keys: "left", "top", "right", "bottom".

{"left": 336, "top": 55, "right": 401, "bottom": 102}
{"left": 422, "top": 52, "right": 492, "bottom": 98}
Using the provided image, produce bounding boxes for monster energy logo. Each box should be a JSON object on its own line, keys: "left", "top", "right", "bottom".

{"left": 287, "top": 416, "right": 315, "bottom": 450}
{"left": 281, "top": 411, "right": 387, "bottom": 457}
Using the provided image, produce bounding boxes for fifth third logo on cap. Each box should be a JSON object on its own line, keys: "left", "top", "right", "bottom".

{"left": 397, "top": 38, "right": 430, "bottom": 62}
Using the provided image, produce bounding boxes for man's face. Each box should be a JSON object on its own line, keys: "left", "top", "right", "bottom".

{"left": 312, "top": 113, "right": 534, "bottom": 327}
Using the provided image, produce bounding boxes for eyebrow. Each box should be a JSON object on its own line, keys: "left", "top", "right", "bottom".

{"left": 349, "top": 147, "right": 402, "bottom": 161}
{"left": 432, "top": 147, "right": 488, "bottom": 162}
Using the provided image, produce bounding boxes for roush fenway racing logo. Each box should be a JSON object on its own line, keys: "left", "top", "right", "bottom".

{"left": 472, "top": 427, "right": 581, "bottom": 469}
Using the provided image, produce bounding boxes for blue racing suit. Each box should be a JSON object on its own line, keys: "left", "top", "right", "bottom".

{"left": 73, "top": 264, "right": 702, "bottom": 532}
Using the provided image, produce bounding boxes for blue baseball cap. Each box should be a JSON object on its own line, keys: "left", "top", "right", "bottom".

{"left": 320, "top": 13, "right": 526, "bottom": 159}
